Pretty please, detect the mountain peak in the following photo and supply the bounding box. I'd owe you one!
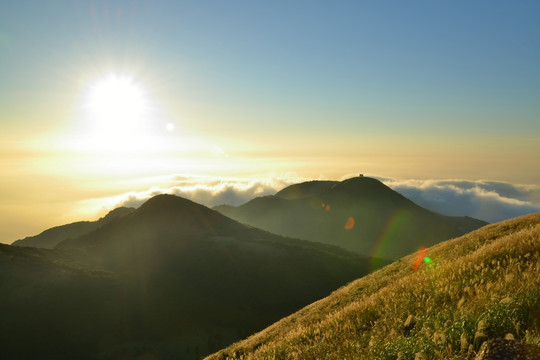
[275,176,392,201]
[333,176,388,191]
[138,193,200,212]
[57,193,243,250]
[326,176,406,204]
[135,194,224,224]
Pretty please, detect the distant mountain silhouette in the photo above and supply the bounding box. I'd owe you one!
[1,194,385,360]
[11,206,134,248]
[215,176,487,259]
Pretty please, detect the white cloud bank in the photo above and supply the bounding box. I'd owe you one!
[379,178,540,223]
[103,175,540,224]
[112,175,300,210]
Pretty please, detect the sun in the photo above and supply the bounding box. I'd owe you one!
[84,73,151,137]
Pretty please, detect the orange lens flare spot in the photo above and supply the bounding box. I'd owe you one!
[412,246,427,270]
[344,217,355,230]
[326,205,331,211]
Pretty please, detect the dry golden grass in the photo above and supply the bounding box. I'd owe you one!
[206,213,540,360]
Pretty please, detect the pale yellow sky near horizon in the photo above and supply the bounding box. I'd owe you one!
[1,127,539,245]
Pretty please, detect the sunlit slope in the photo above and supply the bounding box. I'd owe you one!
[11,207,134,248]
[1,194,386,360]
[207,212,540,360]
[215,177,487,259]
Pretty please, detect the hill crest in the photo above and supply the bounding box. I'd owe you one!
[215,176,487,259]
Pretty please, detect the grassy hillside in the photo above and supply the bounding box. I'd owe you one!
[1,194,386,360]
[207,212,540,360]
[215,177,487,259]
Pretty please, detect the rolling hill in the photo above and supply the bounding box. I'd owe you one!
[11,206,135,248]
[207,212,540,360]
[0,194,385,360]
[215,176,487,259]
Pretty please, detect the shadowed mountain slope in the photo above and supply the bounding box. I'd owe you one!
[207,212,540,360]
[1,194,385,360]
[11,206,135,248]
[0,244,120,359]
[215,176,487,259]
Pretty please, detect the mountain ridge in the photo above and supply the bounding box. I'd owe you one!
[1,194,387,359]
[215,176,487,259]
[11,206,135,248]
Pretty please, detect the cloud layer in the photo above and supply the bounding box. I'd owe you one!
[379,178,540,223]
[107,175,540,225]
[114,175,298,210]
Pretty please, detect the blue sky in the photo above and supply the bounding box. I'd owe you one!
[2,1,539,136]
[0,1,539,242]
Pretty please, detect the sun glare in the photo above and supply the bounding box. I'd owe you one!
[77,72,161,155]
[85,73,150,137]
[74,71,232,176]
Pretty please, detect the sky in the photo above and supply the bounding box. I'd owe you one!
[1,1,539,243]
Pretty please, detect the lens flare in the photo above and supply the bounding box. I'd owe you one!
[368,210,410,271]
[412,246,427,270]
[344,217,355,230]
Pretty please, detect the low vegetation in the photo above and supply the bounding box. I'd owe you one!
[207,213,540,360]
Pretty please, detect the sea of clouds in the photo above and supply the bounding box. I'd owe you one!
[379,178,540,223]
[112,175,540,224]
[115,175,296,209]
